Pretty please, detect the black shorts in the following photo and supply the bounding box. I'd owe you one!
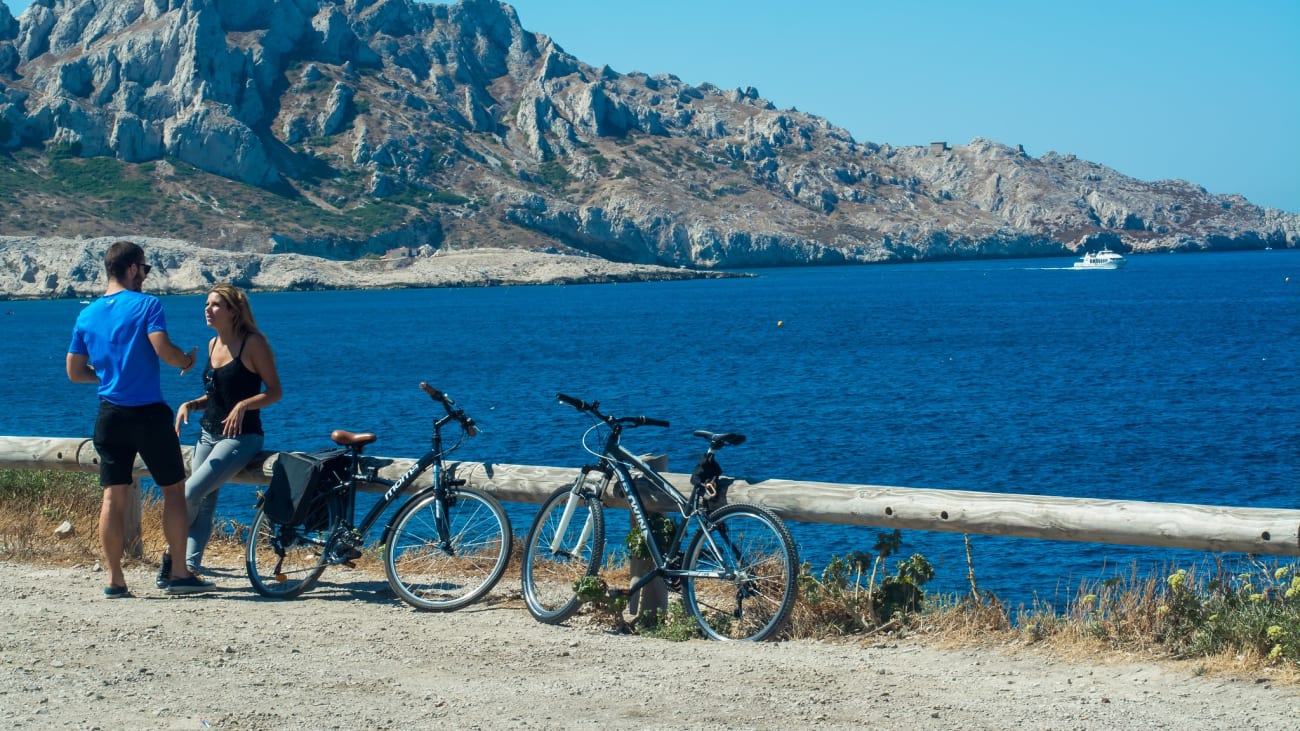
[93,400,186,487]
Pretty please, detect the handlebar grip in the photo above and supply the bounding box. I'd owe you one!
[420,382,445,402]
[556,393,589,411]
[636,417,671,428]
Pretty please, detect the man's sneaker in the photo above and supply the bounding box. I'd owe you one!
[156,552,172,589]
[164,575,215,595]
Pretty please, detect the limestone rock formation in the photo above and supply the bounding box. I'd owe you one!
[0,0,1294,299]
[0,235,735,300]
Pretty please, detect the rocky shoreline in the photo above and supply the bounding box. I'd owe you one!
[0,236,746,300]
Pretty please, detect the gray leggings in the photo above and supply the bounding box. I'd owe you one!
[185,428,264,571]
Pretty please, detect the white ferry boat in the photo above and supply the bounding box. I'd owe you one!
[1073,247,1127,270]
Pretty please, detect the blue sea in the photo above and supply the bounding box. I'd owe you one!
[4,249,1298,607]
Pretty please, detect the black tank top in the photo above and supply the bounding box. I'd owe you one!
[201,335,265,436]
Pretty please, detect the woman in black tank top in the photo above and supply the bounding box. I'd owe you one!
[167,285,283,583]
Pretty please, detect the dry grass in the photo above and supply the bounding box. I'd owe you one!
[3,469,1297,684]
[0,469,250,572]
[0,469,114,565]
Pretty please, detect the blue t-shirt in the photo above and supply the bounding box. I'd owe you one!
[69,290,168,406]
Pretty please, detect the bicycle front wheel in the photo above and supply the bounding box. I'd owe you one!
[245,496,338,599]
[683,503,798,641]
[520,484,605,624]
[384,487,513,611]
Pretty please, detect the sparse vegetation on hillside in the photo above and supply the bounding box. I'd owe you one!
[0,147,457,249]
[0,0,1292,271]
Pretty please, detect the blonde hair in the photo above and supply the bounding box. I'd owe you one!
[209,284,262,338]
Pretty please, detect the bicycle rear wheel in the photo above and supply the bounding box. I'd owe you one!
[245,495,338,599]
[521,484,605,624]
[683,503,798,641]
[384,487,513,611]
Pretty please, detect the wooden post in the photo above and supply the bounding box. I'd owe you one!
[627,455,669,622]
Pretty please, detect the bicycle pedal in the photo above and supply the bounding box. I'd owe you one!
[341,560,357,568]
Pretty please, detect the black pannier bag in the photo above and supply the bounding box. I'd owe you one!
[263,449,349,529]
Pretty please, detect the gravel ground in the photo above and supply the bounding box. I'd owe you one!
[1,560,1297,730]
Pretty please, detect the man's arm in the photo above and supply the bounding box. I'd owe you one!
[147,331,198,374]
[66,353,97,384]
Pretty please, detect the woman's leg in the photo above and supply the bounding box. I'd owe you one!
[185,430,264,571]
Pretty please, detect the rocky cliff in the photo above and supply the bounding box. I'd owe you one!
[0,235,733,299]
[0,0,1295,298]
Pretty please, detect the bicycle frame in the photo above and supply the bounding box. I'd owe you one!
[525,393,797,639]
[329,396,470,559]
[577,424,738,595]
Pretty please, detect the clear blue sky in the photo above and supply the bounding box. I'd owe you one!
[6,0,1297,212]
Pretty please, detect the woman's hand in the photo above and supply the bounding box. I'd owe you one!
[222,401,247,437]
[175,398,205,435]
[174,400,192,435]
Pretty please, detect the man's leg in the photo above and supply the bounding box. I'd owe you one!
[99,484,130,588]
[159,480,194,581]
[133,402,196,584]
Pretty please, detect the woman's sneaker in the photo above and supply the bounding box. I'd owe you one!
[164,575,215,595]
[155,553,172,589]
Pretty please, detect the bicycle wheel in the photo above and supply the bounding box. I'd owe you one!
[683,503,798,641]
[245,496,338,599]
[384,487,513,611]
[521,484,605,624]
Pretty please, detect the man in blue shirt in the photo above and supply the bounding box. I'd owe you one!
[67,241,211,597]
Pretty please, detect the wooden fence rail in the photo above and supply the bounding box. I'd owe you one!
[3,435,1298,559]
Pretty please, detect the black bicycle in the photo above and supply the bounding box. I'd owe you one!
[520,394,799,641]
[245,383,512,611]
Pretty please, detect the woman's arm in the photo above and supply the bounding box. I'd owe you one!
[174,394,210,435]
[173,337,214,434]
[220,333,282,437]
[242,333,282,408]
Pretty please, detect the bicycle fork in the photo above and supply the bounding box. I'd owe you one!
[549,466,606,558]
[432,478,466,556]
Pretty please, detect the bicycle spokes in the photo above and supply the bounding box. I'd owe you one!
[683,505,798,641]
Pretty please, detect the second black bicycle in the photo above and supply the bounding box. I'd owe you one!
[520,394,799,641]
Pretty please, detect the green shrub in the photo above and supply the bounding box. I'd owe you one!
[797,530,935,632]
[536,161,573,189]
[1157,563,1300,664]
[625,514,675,560]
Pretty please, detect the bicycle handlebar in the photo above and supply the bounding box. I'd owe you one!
[421,382,479,437]
[555,393,669,429]
[556,392,594,412]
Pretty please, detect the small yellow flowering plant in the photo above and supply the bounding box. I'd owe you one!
[1156,561,1299,665]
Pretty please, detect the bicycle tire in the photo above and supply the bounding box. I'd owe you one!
[521,484,605,624]
[683,503,798,641]
[384,487,513,611]
[245,495,338,599]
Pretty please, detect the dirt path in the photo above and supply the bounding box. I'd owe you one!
[1,560,1296,730]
